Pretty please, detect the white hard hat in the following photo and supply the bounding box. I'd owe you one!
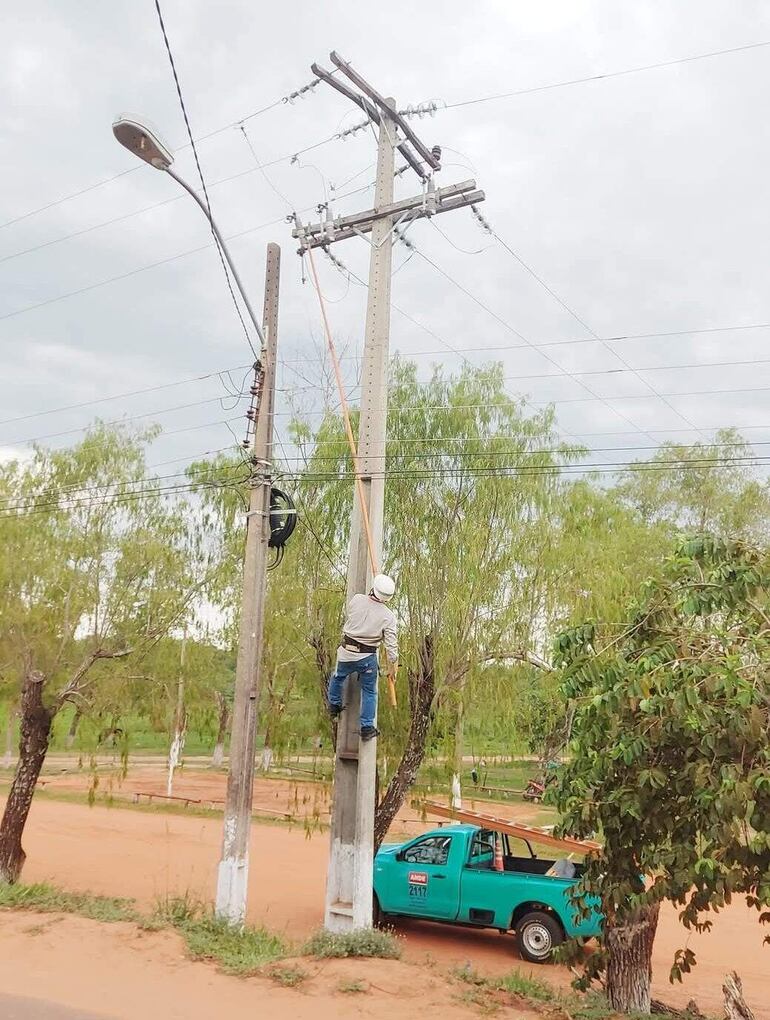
[372,574,396,602]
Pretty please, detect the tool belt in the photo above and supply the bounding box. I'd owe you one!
[342,634,378,655]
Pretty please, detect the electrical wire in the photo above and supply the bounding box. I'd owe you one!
[153,0,256,357]
[239,123,296,210]
[0,82,324,235]
[277,320,770,366]
[276,445,770,466]
[413,249,657,440]
[2,393,248,447]
[487,222,704,437]
[262,379,770,417]
[0,363,251,427]
[3,452,768,521]
[0,170,381,321]
[6,36,766,237]
[0,217,284,324]
[442,39,770,110]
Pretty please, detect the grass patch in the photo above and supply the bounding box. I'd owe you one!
[304,927,401,960]
[151,892,204,926]
[498,969,556,1003]
[178,916,286,974]
[0,881,285,977]
[338,979,368,994]
[0,881,136,923]
[453,966,668,1020]
[267,963,308,987]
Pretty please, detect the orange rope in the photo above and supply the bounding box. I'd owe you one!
[304,246,397,710]
[305,246,379,579]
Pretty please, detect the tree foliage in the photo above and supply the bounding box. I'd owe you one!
[552,535,770,1011]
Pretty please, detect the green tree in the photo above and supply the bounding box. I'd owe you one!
[619,428,770,540]
[0,428,201,882]
[299,360,584,844]
[552,535,770,1013]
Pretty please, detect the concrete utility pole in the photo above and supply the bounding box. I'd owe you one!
[294,53,485,933]
[215,242,281,926]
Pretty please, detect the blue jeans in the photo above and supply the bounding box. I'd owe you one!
[328,654,379,728]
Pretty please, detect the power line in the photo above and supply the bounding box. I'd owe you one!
[0,164,375,268]
[0,475,245,520]
[3,393,248,447]
[3,453,767,521]
[6,36,766,238]
[277,320,770,366]
[265,381,770,417]
[279,437,770,460]
[0,363,251,426]
[0,83,324,235]
[413,249,657,440]
[484,219,704,437]
[0,217,282,323]
[12,435,762,510]
[443,39,770,111]
[153,0,257,357]
[281,355,770,396]
[0,172,379,323]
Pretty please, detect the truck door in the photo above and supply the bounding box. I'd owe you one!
[388,834,461,920]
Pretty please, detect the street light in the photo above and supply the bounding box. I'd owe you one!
[112,114,265,348]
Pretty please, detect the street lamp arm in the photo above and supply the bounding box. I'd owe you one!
[165,166,265,350]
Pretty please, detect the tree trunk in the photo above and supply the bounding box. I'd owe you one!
[64,708,82,750]
[606,903,661,1014]
[2,707,16,768]
[167,634,187,796]
[0,672,53,884]
[374,634,435,850]
[211,692,229,767]
[723,973,755,1020]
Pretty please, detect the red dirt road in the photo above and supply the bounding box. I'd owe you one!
[0,911,489,1020]
[3,794,767,1018]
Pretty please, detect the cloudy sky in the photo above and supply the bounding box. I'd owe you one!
[3,0,770,476]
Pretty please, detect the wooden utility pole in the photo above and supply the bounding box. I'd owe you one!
[215,242,281,926]
[294,53,485,933]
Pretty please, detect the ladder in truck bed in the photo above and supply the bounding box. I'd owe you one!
[418,800,601,856]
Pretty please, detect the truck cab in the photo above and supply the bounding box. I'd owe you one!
[373,824,602,963]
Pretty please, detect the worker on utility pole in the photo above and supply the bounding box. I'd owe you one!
[328,574,398,741]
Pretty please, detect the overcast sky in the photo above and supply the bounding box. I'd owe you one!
[3,0,770,475]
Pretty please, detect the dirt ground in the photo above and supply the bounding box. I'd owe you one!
[1,789,767,1019]
[0,910,501,1020]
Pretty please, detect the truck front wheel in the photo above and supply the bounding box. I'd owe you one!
[515,911,563,964]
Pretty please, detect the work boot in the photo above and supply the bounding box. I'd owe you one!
[360,726,379,742]
[328,703,343,720]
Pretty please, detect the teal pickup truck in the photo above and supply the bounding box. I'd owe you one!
[373,824,602,962]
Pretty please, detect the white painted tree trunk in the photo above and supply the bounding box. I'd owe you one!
[261,747,274,772]
[167,728,185,797]
[212,741,225,767]
[167,635,186,797]
[451,773,463,810]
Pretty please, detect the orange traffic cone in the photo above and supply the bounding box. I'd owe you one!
[493,832,504,873]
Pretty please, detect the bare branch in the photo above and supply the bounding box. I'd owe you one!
[479,648,554,671]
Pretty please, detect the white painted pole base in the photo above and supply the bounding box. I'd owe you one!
[451,774,463,810]
[215,854,250,927]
